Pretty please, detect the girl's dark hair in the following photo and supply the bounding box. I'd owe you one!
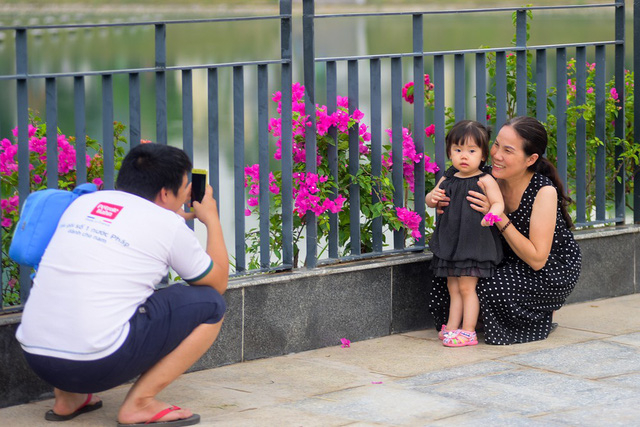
[445,120,491,169]
[503,116,574,228]
[116,143,193,202]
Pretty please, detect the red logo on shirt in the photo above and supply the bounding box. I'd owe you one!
[91,202,123,220]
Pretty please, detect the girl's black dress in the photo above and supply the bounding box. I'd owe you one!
[429,168,503,278]
[428,172,582,345]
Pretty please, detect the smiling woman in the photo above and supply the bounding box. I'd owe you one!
[429,116,582,346]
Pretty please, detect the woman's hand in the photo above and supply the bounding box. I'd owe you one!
[467,180,490,215]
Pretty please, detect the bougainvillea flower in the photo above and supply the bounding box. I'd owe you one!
[483,212,502,226]
[340,338,351,348]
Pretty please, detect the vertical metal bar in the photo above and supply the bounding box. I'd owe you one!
[516,9,528,116]
[74,76,87,184]
[391,57,404,249]
[207,68,220,203]
[495,51,507,133]
[16,28,31,301]
[155,24,167,144]
[258,64,270,269]
[535,49,547,124]
[635,0,640,223]
[233,66,245,272]
[102,75,115,190]
[434,55,446,182]
[595,45,606,221]
[45,78,58,189]
[182,70,193,160]
[280,0,294,266]
[326,61,339,258]
[413,14,425,246]
[370,58,383,252]
[178,70,194,226]
[614,0,625,223]
[556,48,568,189]
[454,54,465,121]
[129,73,141,148]
[182,70,193,229]
[303,0,317,267]
[575,46,586,224]
[348,60,361,255]
[475,52,487,126]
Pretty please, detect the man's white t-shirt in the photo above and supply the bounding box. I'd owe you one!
[16,190,213,361]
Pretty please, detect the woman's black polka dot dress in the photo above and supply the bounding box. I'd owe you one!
[428,173,582,345]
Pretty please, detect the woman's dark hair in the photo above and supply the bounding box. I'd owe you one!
[445,120,491,169]
[116,143,192,201]
[503,116,574,228]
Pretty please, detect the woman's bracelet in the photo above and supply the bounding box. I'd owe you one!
[499,219,512,233]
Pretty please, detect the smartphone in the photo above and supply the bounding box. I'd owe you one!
[191,169,207,203]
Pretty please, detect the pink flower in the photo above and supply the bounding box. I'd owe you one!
[396,207,422,239]
[610,87,619,101]
[425,124,435,138]
[352,109,364,122]
[33,174,42,184]
[92,178,104,187]
[244,209,251,217]
[247,197,259,207]
[340,338,351,348]
[483,212,502,226]
[402,82,415,104]
[1,217,12,228]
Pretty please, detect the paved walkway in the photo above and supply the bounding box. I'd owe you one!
[2,294,640,426]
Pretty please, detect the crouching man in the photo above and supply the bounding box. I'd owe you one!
[16,143,228,426]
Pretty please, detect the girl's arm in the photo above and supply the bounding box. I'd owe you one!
[479,175,504,226]
[425,176,447,208]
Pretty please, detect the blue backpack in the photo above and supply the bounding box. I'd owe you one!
[9,183,97,268]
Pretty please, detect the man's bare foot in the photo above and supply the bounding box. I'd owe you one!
[117,398,194,425]
[51,390,102,416]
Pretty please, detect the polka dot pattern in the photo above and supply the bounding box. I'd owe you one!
[428,173,582,345]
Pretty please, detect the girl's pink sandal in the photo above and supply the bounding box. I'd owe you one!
[438,324,453,340]
[443,330,478,347]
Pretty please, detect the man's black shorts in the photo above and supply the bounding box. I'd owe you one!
[23,284,226,393]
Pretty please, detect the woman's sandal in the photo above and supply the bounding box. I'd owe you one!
[443,329,478,347]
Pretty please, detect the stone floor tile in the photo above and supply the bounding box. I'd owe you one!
[410,369,623,417]
[554,294,640,335]
[606,332,640,347]
[531,396,640,426]
[398,360,516,387]
[501,340,640,379]
[285,384,475,425]
[425,409,562,426]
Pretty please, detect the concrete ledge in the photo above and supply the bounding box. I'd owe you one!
[1,225,639,408]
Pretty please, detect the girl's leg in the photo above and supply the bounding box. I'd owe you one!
[459,276,480,332]
[446,277,462,331]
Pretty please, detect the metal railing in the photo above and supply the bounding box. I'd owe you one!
[0,0,632,312]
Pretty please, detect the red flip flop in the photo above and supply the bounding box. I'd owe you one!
[117,405,200,426]
[44,393,103,421]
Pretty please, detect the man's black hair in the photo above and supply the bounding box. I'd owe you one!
[116,143,192,201]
